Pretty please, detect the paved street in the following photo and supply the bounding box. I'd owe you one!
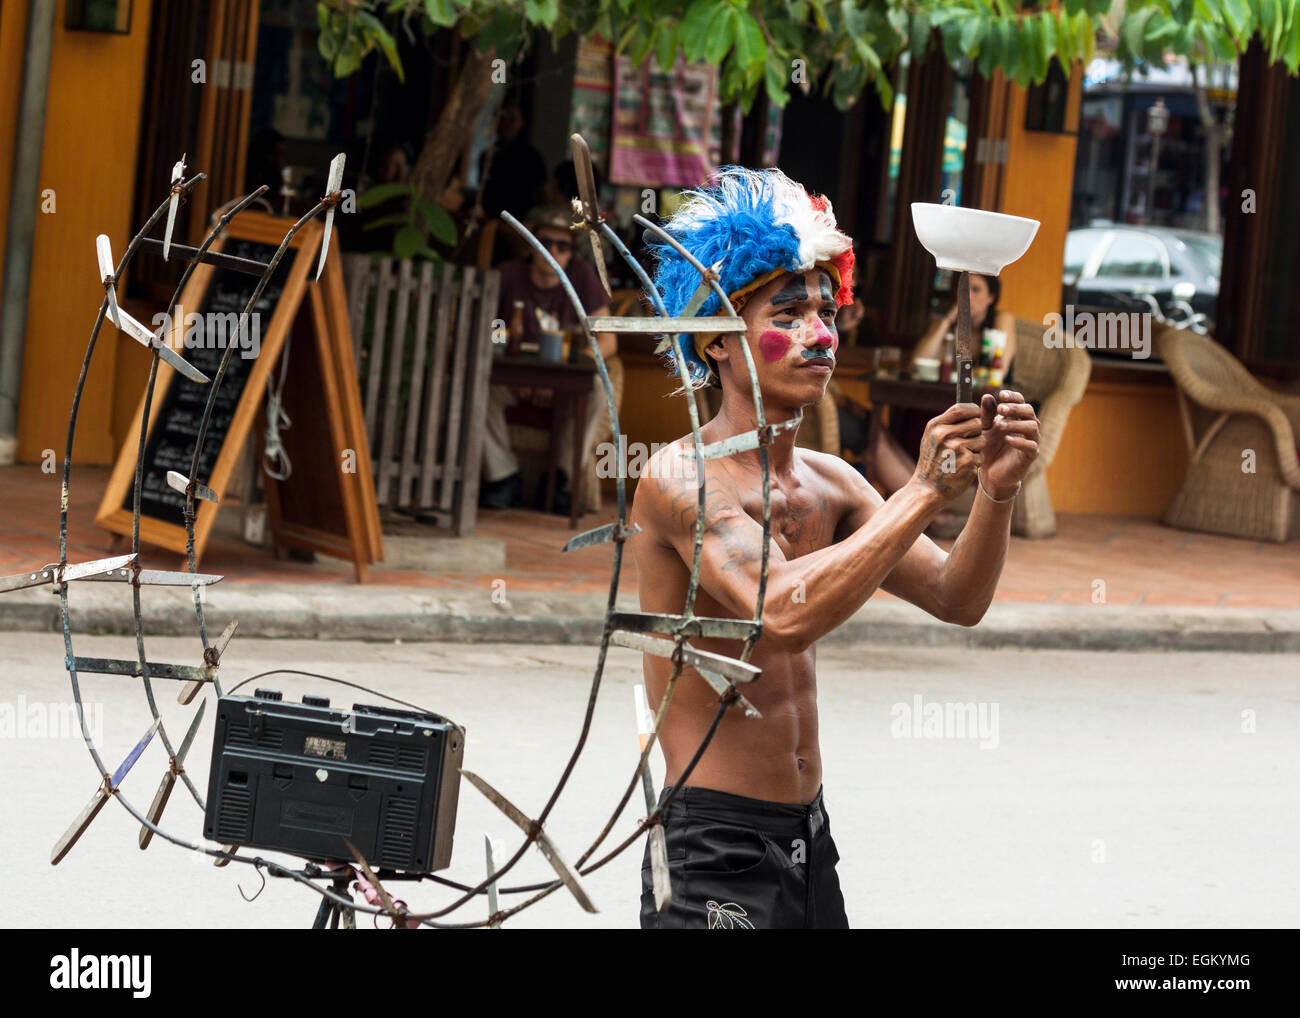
[1,633,1297,929]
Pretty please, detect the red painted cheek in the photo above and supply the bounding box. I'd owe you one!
[758,330,792,364]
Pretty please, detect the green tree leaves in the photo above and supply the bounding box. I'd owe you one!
[317,1,1300,114]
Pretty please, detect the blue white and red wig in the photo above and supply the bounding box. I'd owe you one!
[650,166,855,388]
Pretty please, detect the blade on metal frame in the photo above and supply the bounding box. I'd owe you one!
[95,234,122,330]
[115,307,210,384]
[0,553,136,594]
[111,718,163,788]
[138,702,206,851]
[315,152,346,282]
[51,719,161,865]
[561,520,640,554]
[679,259,724,320]
[698,415,803,461]
[955,270,973,405]
[609,610,759,642]
[609,629,760,684]
[138,771,177,851]
[77,567,224,587]
[166,470,218,504]
[50,785,110,866]
[611,630,761,718]
[570,133,611,299]
[586,316,745,335]
[461,770,598,913]
[162,154,186,261]
[180,617,238,705]
[633,686,672,912]
[485,834,501,928]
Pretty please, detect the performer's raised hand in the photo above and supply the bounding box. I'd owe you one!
[913,403,985,502]
[979,390,1039,497]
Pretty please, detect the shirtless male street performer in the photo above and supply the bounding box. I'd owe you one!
[631,168,1040,929]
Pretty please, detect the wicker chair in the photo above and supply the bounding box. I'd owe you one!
[1007,318,1092,538]
[1156,327,1300,542]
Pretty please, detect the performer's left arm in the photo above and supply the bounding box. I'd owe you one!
[845,390,1039,625]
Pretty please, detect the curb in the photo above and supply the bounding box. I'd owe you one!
[1,583,1298,653]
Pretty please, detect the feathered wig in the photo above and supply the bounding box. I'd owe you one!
[649,166,855,389]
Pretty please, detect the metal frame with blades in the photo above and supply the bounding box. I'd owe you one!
[1,133,782,929]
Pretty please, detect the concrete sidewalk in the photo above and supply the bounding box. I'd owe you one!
[2,463,1298,651]
[3,580,1299,652]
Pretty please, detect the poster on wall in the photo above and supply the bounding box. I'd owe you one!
[609,54,717,189]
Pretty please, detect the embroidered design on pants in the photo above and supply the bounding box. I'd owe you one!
[707,900,755,929]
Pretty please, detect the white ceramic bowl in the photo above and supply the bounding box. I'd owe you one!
[910,203,1040,276]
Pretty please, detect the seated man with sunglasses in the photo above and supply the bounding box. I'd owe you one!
[480,204,617,512]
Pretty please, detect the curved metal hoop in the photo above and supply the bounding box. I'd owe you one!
[21,146,777,928]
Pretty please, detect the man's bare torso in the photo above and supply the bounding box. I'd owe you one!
[632,435,857,805]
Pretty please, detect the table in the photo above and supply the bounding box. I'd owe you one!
[860,375,989,482]
[489,355,596,529]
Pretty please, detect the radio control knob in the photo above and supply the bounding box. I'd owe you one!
[253,688,282,701]
[302,695,330,708]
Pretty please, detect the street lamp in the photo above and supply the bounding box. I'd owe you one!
[1145,97,1169,224]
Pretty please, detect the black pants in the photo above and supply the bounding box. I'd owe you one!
[639,785,849,929]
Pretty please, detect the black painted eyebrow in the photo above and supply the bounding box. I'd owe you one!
[768,278,809,306]
[818,274,834,303]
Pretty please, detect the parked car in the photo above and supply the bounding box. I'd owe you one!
[1062,224,1220,335]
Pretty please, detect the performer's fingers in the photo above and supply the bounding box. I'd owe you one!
[996,402,1037,419]
[980,393,997,430]
[939,416,984,439]
[938,402,982,423]
[993,418,1039,436]
[1000,435,1039,451]
[997,390,1026,404]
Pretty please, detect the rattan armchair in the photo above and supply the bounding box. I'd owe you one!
[1008,318,1093,538]
[1156,327,1300,542]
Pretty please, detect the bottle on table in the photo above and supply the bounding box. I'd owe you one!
[987,329,1007,388]
[506,300,525,356]
[940,330,955,384]
[974,328,993,387]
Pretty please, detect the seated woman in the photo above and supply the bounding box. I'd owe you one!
[837,272,1017,536]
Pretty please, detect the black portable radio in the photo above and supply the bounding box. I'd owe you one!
[203,691,463,873]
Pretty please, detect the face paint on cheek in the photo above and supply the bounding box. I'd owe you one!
[758,329,792,364]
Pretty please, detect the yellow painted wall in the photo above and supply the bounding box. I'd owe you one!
[16,0,154,464]
[0,2,31,294]
[996,72,1080,332]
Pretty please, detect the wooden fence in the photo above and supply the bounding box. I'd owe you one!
[343,256,500,536]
